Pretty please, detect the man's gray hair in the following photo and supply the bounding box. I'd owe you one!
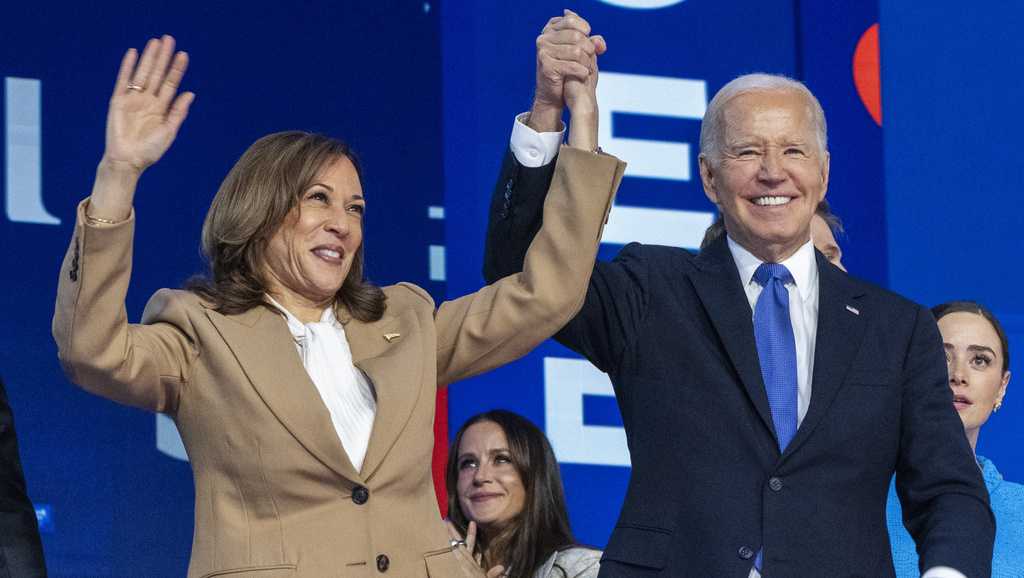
[699,73,828,166]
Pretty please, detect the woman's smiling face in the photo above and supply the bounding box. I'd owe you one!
[456,420,526,534]
[262,155,365,311]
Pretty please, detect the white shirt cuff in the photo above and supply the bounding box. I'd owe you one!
[921,567,966,578]
[510,112,564,168]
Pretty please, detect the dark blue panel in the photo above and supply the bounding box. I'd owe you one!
[583,394,624,428]
[881,1,1024,483]
[798,0,887,284]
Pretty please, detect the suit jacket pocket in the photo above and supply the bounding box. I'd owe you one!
[424,546,460,577]
[601,524,672,569]
[199,563,296,578]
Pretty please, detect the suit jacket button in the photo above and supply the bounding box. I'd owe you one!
[352,485,369,505]
[738,546,754,560]
[376,554,390,572]
[769,477,783,492]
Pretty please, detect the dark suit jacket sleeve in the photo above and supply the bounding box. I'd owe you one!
[483,148,556,283]
[483,148,647,374]
[894,306,995,576]
[0,381,47,577]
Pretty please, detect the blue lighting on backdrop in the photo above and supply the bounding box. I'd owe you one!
[0,1,1020,575]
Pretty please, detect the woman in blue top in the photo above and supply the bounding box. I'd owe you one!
[886,301,1022,576]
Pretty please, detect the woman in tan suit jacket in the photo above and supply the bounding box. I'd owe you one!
[52,37,623,578]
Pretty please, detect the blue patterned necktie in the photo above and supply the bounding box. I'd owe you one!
[752,263,798,573]
[753,262,799,451]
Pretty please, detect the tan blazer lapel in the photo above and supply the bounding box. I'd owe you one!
[345,311,426,481]
[206,304,362,482]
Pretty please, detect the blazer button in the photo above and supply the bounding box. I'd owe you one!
[769,477,784,492]
[738,546,754,560]
[376,554,390,572]
[351,485,369,505]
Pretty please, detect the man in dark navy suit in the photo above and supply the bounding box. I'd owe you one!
[484,11,994,578]
[0,378,47,577]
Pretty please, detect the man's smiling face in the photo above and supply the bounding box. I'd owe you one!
[700,89,829,263]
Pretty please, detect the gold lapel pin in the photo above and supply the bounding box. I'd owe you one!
[384,333,401,343]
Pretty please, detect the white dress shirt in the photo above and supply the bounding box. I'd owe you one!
[508,114,964,578]
[729,238,817,578]
[728,237,818,426]
[267,297,376,472]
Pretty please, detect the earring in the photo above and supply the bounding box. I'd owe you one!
[994,401,1002,412]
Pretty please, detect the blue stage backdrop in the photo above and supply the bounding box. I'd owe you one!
[880,1,1024,481]
[0,1,1021,575]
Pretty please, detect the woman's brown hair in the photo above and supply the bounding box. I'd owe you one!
[187,131,385,321]
[446,410,585,578]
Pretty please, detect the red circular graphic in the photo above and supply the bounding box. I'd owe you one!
[853,22,882,126]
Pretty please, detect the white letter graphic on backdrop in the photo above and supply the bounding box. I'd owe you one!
[597,0,686,9]
[545,357,631,467]
[157,415,188,461]
[597,72,712,249]
[5,78,60,225]
[598,72,705,181]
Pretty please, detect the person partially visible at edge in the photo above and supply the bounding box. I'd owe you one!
[701,199,846,271]
[481,10,993,577]
[51,35,624,578]
[887,301,1023,577]
[0,377,47,577]
[444,410,601,578]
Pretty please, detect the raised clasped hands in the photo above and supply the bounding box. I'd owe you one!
[530,9,605,151]
[446,520,507,578]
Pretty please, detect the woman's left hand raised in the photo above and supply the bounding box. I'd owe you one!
[102,35,194,175]
[446,520,506,578]
[89,35,195,221]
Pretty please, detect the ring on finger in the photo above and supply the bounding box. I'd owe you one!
[449,539,467,550]
[126,83,145,92]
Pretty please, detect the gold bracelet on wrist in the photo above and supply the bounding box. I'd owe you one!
[85,214,125,226]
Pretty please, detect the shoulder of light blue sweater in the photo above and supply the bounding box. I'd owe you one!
[884,455,1024,578]
[980,456,1024,532]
